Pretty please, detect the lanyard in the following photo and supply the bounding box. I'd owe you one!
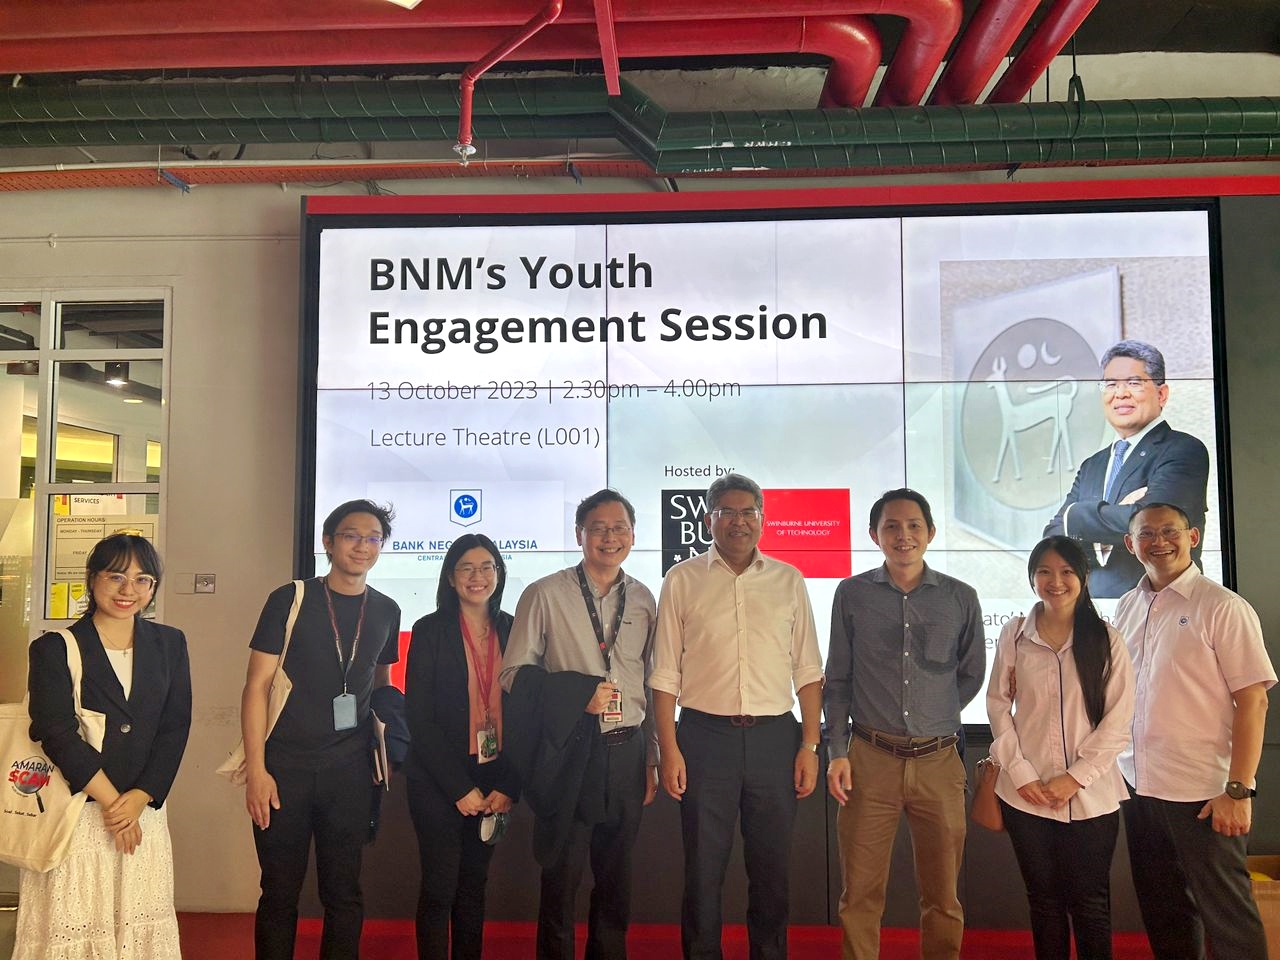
[459,613,499,717]
[322,577,367,695]
[575,562,626,674]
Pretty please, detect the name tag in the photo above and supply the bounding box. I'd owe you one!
[332,693,357,731]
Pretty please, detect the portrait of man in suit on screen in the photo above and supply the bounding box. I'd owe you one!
[1044,339,1209,598]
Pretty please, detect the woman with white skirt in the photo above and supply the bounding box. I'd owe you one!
[17,533,192,959]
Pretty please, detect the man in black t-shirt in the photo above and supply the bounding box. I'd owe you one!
[240,499,402,960]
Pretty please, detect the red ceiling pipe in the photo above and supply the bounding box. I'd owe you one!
[0,18,882,108]
[0,1,941,107]
[862,0,962,107]
[0,0,933,38]
[928,0,1039,106]
[986,0,1103,103]
[594,0,622,95]
[456,0,565,159]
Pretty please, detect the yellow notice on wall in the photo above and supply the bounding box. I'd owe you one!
[47,582,88,620]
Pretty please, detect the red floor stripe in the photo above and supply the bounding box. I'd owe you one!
[177,914,1156,959]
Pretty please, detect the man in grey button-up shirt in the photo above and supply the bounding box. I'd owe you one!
[823,488,984,960]
[500,489,658,960]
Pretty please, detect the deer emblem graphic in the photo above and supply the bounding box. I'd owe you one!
[985,355,1078,482]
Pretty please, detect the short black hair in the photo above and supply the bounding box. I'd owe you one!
[868,488,935,532]
[1127,501,1192,532]
[85,533,162,615]
[575,489,636,528]
[436,534,506,622]
[322,499,394,559]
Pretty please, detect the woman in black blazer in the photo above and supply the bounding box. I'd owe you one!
[405,533,519,960]
[16,533,192,960]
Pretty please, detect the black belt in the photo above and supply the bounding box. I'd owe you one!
[601,725,638,747]
[852,722,958,760]
[682,708,790,727]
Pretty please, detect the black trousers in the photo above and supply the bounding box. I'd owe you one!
[1122,787,1268,960]
[1001,801,1119,960]
[253,748,373,960]
[676,710,799,960]
[537,730,646,960]
[407,772,498,960]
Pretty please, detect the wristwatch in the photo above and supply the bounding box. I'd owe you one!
[1224,780,1257,800]
[800,742,820,754]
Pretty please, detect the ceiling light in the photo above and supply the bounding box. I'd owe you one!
[123,398,143,404]
[382,0,424,7]
[105,361,129,387]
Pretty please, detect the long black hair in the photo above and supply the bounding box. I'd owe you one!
[85,533,162,616]
[1027,535,1112,728]
[436,534,506,622]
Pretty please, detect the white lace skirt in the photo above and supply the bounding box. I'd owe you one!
[14,803,182,960]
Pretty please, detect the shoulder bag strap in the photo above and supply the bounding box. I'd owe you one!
[57,628,86,713]
[267,579,305,682]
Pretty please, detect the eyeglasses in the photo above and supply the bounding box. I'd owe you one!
[335,532,385,548]
[1099,377,1159,395]
[710,507,763,522]
[98,573,157,591]
[583,524,633,539]
[455,562,498,578]
[1133,526,1190,543]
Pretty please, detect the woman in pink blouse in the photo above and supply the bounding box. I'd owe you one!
[986,535,1136,960]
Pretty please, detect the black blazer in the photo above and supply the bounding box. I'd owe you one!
[504,666,604,868]
[27,615,192,807]
[404,608,519,803]
[1045,421,1209,598]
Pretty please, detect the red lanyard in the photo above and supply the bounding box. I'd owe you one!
[459,613,499,715]
[322,578,367,696]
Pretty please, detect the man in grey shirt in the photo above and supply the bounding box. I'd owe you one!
[824,488,984,960]
[500,489,658,960]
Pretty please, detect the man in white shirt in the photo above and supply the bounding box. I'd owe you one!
[652,473,824,960]
[1115,502,1275,960]
[1045,340,1209,598]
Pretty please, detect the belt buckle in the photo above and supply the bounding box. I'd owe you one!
[730,715,756,728]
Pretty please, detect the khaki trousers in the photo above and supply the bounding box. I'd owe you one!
[835,736,967,960]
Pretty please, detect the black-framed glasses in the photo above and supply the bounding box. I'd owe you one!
[336,532,385,548]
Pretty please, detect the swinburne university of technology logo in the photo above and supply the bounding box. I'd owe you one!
[450,489,482,528]
[8,755,54,813]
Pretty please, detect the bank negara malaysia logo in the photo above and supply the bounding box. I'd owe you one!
[450,489,482,528]
[961,317,1104,510]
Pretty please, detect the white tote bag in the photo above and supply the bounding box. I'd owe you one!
[216,579,304,784]
[0,629,107,873]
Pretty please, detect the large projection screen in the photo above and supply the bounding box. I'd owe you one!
[301,193,1224,727]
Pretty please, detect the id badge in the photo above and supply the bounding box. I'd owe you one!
[332,693,357,731]
[602,683,624,725]
[477,719,499,764]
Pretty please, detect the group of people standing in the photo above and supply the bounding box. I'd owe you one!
[12,351,1273,960]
